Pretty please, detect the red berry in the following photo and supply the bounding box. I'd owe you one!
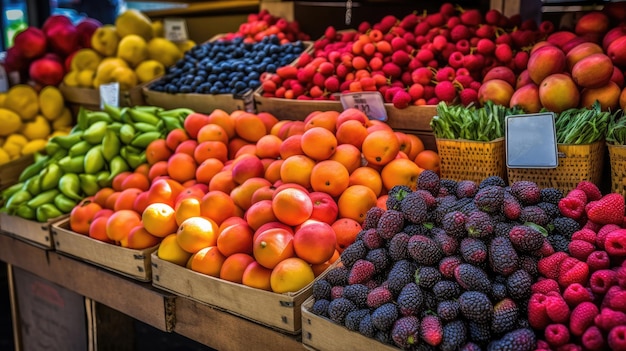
[392,90,412,109]
[608,325,626,351]
[545,323,570,347]
[587,250,611,271]
[570,301,599,336]
[563,283,594,306]
[495,44,513,63]
[582,325,605,351]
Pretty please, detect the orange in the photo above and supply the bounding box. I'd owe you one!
[406,134,425,161]
[106,209,142,242]
[174,197,202,226]
[142,202,178,237]
[195,158,224,185]
[331,217,362,253]
[361,129,400,166]
[167,152,197,183]
[337,185,378,223]
[349,166,383,196]
[113,188,143,212]
[335,119,369,149]
[234,112,266,142]
[270,257,315,293]
[120,172,150,191]
[228,137,252,159]
[200,190,237,226]
[300,127,337,161]
[230,177,272,211]
[241,261,273,291]
[197,123,229,144]
[176,216,219,254]
[105,191,121,210]
[148,161,169,181]
[253,227,295,269]
[219,253,255,283]
[311,250,340,277]
[395,132,413,158]
[329,143,363,174]
[189,246,226,277]
[263,159,283,185]
[207,108,236,139]
[245,199,278,231]
[175,139,198,157]
[158,233,193,266]
[293,220,337,265]
[146,139,173,166]
[303,110,339,133]
[381,157,423,191]
[165,128,189,152]
[255,134,282,159]
[414,149,441,174]
[121,225,161,249]
[193,140,228,164]
[250,185,276,205]
[279,134,303,159]
[310,160,350,198]
[279,154,316,189]
[272,187,313,226]
[216,221,254,256]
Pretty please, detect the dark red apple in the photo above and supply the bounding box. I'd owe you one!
[76,18,102,48]
[12,27,47,60]
[29,57,65,86]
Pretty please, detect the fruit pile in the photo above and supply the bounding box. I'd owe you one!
[148,35,307,95]
[59,107,436,293]
[63,9,195,90]
[0,84,72,164]
[0,105,189,222]
[309,172,626,350]
[4,14,101,87]
[221,9,311,44]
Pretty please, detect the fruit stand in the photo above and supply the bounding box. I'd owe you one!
[2,1,626,351]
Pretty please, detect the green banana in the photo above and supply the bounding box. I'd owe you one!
[18,156,48,182]
[161,116,183,132]
[4,190,32,211]
[58,155,85,174]
[96,170,112,188]
[2,182,24,201]
[128,108,161,125]
[45,141,62,155]
[132,122,159,133]
[82,120,108,145]
[15,204,36,220]
[108,155,130,180]
[36,203,63,222]
[133,105,163,114]
[119,124,135,145]
[69,140,93,157]
[103,104,122,122]
[24,174,41,196]
[76,107,90,131]
[85,111,112,126]
[126,151,147,169]
[27,188,60,208]
[40,163,64,191]
[101,130,121,162]
[50,132,84,150]
[58,173,84,201]
[79,173,100,196]
[158,108,194,119]
[84,146,105,174]
[54,194,79,213]
[107,122,123,133]
[130,131,162,148]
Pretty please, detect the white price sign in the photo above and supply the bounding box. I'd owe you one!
[340,91,387,121]
[164,18,188,43]
[99,82,120,109]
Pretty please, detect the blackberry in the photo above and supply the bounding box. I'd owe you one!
[377,209,405,239]
[509,181,541,205]
[468,321,492,346]
[331,286,344,300]
[465,210,495,238]
[454,263,492,294]
[417,170,440,195]
[344,309,370,331]
[456,180,479,198]
[433,280,462,301]
[442,210,468,239]
[540,187,564,205]
[460,237,488,267]
[365,247,390,274]
[459,290,493,324]
[375,330,393,346]
[502,191,522,221]
[491,283,508,302]
[519,205,549,226]
[439,255,464,279]
[439,179,458,197]
[342,284,369,308]
[536,202,560,219]
[327,297,357,324]
[479,175,507,189]
[491,298,519,335]
[397,282,424,316]
[486,328,536,351]
[494,222,514,238]
[508,225,544,253]
[312,279,332,300]
[359,313,377,338]
[420,314,443,347]
[489,236,519,276]
[403,223,430,236]
[506,269,533,301]
[388,232,410,261]
[408,235,443,266]
[460,342,484,351]
[310,299,330,317]
[435,197,472,224]
[363,206,385,230]
[437,300,461,322]
[415,266,442,290]
[415,189,437,209]
[422,290,439,313]
[547,234,570,253]
[387,259,417,296]
[325,266,349,286]
[441,320,468,351]
[362,228,384,250]
[432,228,459,256]
[401,191,430,224]
[551,217,580,239]
[387,185,413,210]
[474,185,505,213]
[348,259,375,285]
[518,255,538,277]
[391,316,420,349]
[371,303,399,331]
[339,240,368,268]
[366,285,393,308]
[460,200,479,216]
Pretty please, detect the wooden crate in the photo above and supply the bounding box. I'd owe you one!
[51,218,157,282]
[59,83,146,115]
[0,154,34,192]
[142,86,255,114]
[301,297,400,351]
[0,212,61,249]
[151,252,321,334]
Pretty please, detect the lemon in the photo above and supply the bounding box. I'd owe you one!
[135,60,165,83]
[0,137,4,147]
[94,58,128,88]
[63,71,80,87]
[0,148,10,165]
[177,40,196,53]
[0,93,6,107]
[110,66,138,90]
[147,37,182,67]
[2,141,22,158]
[91,25,120,57]
[52,107,74,131]
[0,108,23,136]
[21,115,51,140]
[70,48,102,72]
[5,134,28,147]
[117,34,149,68]
[39,85,65,121]
[21,139,47,155]
[152,20,164,38]
[77,69,96,88]
[4,85,39,121]
[115,9,153,41]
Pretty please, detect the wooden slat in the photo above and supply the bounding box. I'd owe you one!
[0,233,175,332]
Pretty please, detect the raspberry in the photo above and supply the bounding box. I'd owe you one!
[459,88,478,106]
[545,323,570,347]
[616,266,626,289]
[569,240,596,261]
[567,189,588,203]
[538,252,569,280]
[571,228,597,243]
[596,224,621,249]
[392,89,412,109]
[434,80,457,102]
[604,285,626,313]
[531,278,560,295]
[558,259,590,289]
[558,197,585,219]
[608,325,626,351]
[569,301,599,336]
[545,293,571,324]
[528,293,550,329]
[581,325,605,351]
[595,307,626,332]
[587,250,611,271]
[589,269,617,295]
[563,283,594,306]
[575,181,602,201]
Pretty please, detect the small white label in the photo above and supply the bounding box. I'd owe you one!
[99,82,119,109]
[340,91,387,121]
[164,18,188,43]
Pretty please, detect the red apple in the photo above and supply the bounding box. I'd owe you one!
[29,57,65,86]
[12,27,47,60]
[46,23,79,56]
[308,191,339,225]
[76,17,102,48]
[42,14,73,34]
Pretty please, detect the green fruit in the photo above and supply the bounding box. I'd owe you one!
[120,124,135,145]
[82,120,108,144]
[84,146,105,174]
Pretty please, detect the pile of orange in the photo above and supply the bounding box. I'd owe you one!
[68,107,440,294]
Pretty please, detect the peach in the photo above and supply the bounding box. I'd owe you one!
[527,45,566,85]
[510,83,541,113]
[539,73,580,113]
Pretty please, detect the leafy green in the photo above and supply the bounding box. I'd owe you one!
[606,109,626,145]
[554,101,611,144]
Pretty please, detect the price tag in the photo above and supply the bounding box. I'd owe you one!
[99,82,120,109]
[0,64,8,93]
[164,18,188,43]
[340,91,387,121]
[505,112,558,168]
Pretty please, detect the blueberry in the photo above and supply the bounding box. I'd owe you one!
[166,84,178,94]
[266,63,277,72]
[218,72,228,81]
[207,74,218,83]
[180,85,192,93]
[248,80,260,90]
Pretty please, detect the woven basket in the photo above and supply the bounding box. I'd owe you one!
[608,143,626,196]
[507,140,605,194]
[435,138,506,183]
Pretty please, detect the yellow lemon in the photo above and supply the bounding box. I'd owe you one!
[52,107,74,131]
[4,85,39,121]
[0,108,23,136]
[151,20,164,38]
[5,134,28,147]
[94,57,128,87]
[63,71,80,87]
[39,85,65,121]
[70,48,102,72]
[109,66,138,90]
[91,25,119,57]
[117,34,149,68]
[134,60,165,83]
[77,69,96,88]
[21,139,47,155]
[147,37,182,67]
[21,115,51,141]
[0,148,10,165]
[2,141,22,158]
[115,9,153,41]
[0,93,6,107]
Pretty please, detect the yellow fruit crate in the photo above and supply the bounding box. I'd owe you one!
[436,137,506,183]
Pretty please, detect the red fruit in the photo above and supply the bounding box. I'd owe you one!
[450,24,470,42]
[563,283,594,306]
[12,27,47,60]
[426,13,445,28]
[567,188,589,203]
[545,323,570,347]
[476,38,496,55]
[392,90,412,109]
[432,34,448,52]
[538,252,569,279]
[448,51,464,68]
[463,54,484,72]
[459,88,478,106]
[435,66,456,82]
[589,269,617,295]
[569,240,596,261]
[324,76,340,93]
[494,44,513,63]
[576,181,602,201]
[455,74,473,88]
[475,24,496,39]
[455,39,470,54]
[511,29,535,48]
[391,50,411,67]
[528,293,551,329]
[460,9,482,26]
[532,278,560,294]
[587,250,611,271]
[545,294,571,323]
[617,266,626,289]
[382,62,402,78]
[605,229,626,256]
[439,3,456,17]
[29,57,65,86]
[608,325,626,351]
[513,51,529,71]
[597,224,621,249]
[558,259,590,288]
[569,301,599,336]
[582,325,605,351]
[434,81,457,102]
[588,194,626,225]
[604,285,626,312]
[539,20,556,35]
[484,9,503,25]
[595,308,626,331]
[572,228,597,244]
[559,197,586,220]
